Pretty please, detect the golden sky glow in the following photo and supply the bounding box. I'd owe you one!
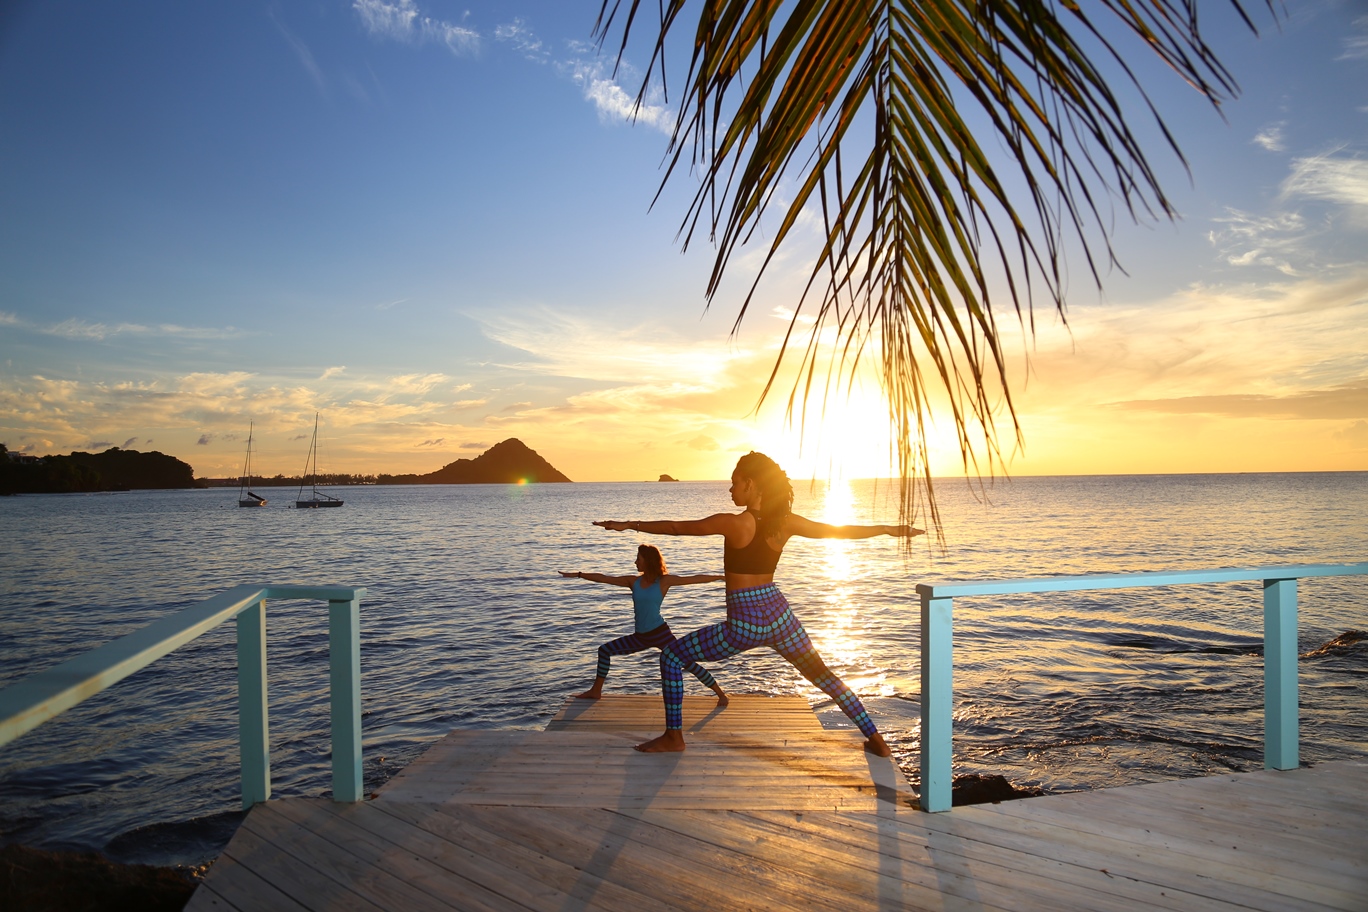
[1,3,1364,482]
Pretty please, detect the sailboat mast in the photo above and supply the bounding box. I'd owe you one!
[297,411,320,500]
[239,421,253,498]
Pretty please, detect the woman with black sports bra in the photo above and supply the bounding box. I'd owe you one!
[594,451,922,756]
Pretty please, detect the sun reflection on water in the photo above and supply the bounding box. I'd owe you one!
[807,476,894,698]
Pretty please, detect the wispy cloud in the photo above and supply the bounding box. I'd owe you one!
[1334,419,1368,449]
[1114,385,1368,420]
[353,0,479,55]
[564,55,674,135]
[354,6,674,137]
[269,9,326,92]
[494,18,548,63]
[1282,151,1368,213]
[475,306,743,385]
[1338,16,1368,61]
[1253,122,1286,152]
[1009,271,1368,411]
[1209,151,1368,276]
[9,313,247,342]
[1208,209,1310,275]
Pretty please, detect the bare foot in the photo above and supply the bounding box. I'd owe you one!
[864,732,892,758]
[634,730,686,752]
[714,691,730,708]
[575,678,605,700]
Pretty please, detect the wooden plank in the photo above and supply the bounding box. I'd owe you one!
[376,728,913,811]
[427,803,1009,912]
[195,690,1366,912]
[183,883,240,912]
[745,806,1356,912]
[238,803,473,912]
[218,810,389,912]
[631,806,1249,912]
[373,800,695,912]
[547,694,824,734]
[914,801,1364,909]
[977,787,1368,886]
[1156,764,1368,815]
[187,853,310,912]
[271,798,664,912]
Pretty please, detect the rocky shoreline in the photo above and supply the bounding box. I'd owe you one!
[0,844,203,912]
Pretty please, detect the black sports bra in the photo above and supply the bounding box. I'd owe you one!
[724,512,783,573]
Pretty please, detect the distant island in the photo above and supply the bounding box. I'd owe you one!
[4,438,572,495]
[377,439,571,485]
[659,474,678,482]
[0,444,199,494]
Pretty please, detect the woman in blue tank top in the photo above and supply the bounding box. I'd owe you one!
[595,452,922,757]
[561,544,729,705]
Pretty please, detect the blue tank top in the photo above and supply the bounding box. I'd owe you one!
[632,577,666,633]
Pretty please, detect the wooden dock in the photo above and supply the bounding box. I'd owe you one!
[187,694,1367,911]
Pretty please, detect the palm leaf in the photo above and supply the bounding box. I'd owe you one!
[596,0,1272,539]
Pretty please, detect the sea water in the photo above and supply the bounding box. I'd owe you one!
[1,473,1365,866]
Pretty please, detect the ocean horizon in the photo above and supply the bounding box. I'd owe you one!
[2,471,1365,868]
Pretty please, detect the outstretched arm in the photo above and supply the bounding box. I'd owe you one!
[594,513,741,537]
[662,573,725,586]
[785,514,924,540]
[558,571,633,587]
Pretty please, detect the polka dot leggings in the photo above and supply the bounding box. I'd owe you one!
[595,622,719,690]
[659,583,877,737]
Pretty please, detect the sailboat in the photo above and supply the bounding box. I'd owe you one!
[237,422,267,507]
[295,412,343,508]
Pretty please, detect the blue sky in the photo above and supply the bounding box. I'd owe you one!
[1,1,1365,482]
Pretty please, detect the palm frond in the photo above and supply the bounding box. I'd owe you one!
[598,0,1272,539]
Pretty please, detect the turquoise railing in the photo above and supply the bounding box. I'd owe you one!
[0,584,366,809]
[914,562,1368,812]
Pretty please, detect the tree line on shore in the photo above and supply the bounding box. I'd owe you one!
[202,473,381,487]
[0,445,199,494]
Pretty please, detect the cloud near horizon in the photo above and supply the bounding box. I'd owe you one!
[991,267,1368,469]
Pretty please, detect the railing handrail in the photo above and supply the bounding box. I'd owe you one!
[916,562,1368,598]
[0,583,366,808]
[914,560,1368,813]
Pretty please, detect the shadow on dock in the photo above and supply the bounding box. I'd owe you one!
[187,694,1367,911]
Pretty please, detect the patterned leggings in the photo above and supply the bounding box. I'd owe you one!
[659,584,878,737]
[597,622,719,689]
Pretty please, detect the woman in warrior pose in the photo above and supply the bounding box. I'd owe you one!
[561,544,729,706]
[595,452,921,756]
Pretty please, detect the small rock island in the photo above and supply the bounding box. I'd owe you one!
[378,439,571,485]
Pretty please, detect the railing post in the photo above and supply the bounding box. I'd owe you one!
[236,597,270,808]
[1263,577,1299,770]
[329,595,363,802]
[920,593,954,812]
